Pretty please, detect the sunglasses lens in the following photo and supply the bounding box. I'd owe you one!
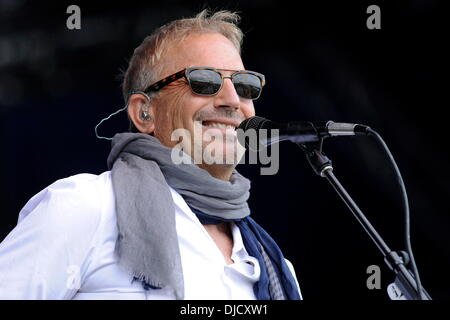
[188,69,222,95]
[233,73,262,99]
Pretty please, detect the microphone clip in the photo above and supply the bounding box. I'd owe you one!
[297,139,333,177]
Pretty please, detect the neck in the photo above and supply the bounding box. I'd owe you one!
[198,163,235,181]
[203,222,234,265]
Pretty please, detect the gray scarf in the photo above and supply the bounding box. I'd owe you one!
[106,133,251,299]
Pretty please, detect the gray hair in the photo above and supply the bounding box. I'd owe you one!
[121,9,244,105]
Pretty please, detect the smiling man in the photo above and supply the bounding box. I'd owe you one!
[128,32,253,177]
[0,10,301,300]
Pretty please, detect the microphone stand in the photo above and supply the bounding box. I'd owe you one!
[297,140,431,300]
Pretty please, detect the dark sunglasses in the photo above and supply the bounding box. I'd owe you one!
[141,67,266,100]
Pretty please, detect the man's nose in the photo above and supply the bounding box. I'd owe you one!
[214,77,240,110]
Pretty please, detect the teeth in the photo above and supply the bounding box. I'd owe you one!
[203,122,235,130]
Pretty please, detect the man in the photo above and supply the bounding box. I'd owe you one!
[0,10,302,300]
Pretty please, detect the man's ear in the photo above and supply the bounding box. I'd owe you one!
[127,93,155,134]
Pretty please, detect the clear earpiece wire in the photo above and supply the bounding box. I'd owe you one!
[94,104,128,141]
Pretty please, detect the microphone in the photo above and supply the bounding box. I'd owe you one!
[237,116,369,148]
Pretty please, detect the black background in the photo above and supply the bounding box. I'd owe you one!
[0,0,449,300]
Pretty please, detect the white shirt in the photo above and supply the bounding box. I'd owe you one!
[0,172,301,299]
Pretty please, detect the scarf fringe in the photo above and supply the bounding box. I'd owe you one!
[118,258,163,289]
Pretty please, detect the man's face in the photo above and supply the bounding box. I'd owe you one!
[150,33,256,168]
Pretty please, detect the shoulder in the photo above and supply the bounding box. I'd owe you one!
[284,258,303,300]
[17,171,115,232]
[0,172,116,299]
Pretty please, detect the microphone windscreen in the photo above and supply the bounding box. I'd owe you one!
[238,116,268,131]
